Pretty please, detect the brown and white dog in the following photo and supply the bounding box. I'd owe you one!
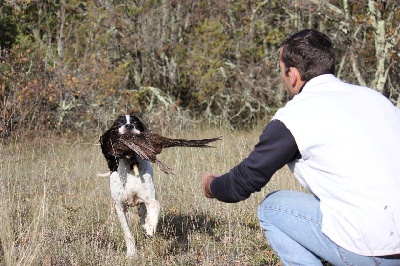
[98,115,220,258]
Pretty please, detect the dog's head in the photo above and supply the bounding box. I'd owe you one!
[111,115,146,135]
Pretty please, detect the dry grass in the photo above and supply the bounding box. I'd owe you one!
[0,126,303,265]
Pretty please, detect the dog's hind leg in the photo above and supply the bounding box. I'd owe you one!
[138,199,161,236]
[114,203,137,258]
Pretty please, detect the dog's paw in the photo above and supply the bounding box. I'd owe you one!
[126,248,137,259]
[142,224,156,237]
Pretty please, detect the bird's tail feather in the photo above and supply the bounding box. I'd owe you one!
[155,159,174,175]
[161,136,222,149]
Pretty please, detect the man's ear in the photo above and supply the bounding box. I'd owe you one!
[288,67,299,87]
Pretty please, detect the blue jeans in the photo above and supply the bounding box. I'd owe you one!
[257,190,400,266]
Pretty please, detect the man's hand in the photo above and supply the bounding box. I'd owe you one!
[202,173,219,198]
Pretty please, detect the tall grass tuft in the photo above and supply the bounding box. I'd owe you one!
[0,127,303,265]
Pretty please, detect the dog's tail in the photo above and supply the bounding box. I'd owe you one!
[96,172,111,177]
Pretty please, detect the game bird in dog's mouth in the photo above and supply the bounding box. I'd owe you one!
[98,115,221,258]
[100,115,221,174]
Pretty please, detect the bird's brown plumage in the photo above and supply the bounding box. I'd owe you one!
[99,117,221,174]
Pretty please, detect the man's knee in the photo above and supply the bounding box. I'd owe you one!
[257,190,284,228]
[257,190,316,228]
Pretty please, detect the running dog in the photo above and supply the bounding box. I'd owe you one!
[98,115,220,258]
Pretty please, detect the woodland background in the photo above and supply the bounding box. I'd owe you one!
[1,0,399,138]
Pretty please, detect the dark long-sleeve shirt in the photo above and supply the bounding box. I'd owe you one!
[209,119,300,203]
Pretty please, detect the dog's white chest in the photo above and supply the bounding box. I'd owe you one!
[109,159,155,205]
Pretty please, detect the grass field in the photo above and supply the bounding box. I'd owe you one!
[0,126,304,265]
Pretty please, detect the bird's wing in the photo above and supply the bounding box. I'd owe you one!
[119,136,174,174]
[120,137,172,174]
[119,137,157,162]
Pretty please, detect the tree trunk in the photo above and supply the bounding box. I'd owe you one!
[368,0,393,95]
[57,0,65,60]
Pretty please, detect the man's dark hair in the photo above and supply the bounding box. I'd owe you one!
[280,29,335,82]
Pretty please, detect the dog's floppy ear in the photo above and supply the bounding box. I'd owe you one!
[111,115,127,128]
[99,129,119,172]
[130,115,147,132]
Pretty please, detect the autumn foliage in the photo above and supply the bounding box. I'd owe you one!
[1,0,399,138]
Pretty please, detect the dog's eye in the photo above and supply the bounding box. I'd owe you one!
[112,116,127,127]
[130,117,146,131]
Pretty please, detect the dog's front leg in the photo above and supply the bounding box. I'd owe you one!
[145,199,161,236]
[138,199,161,236]
[114,203,137,258]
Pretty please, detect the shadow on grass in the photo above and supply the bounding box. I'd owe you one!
[158,211,219,238]
[156,211,219,253]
